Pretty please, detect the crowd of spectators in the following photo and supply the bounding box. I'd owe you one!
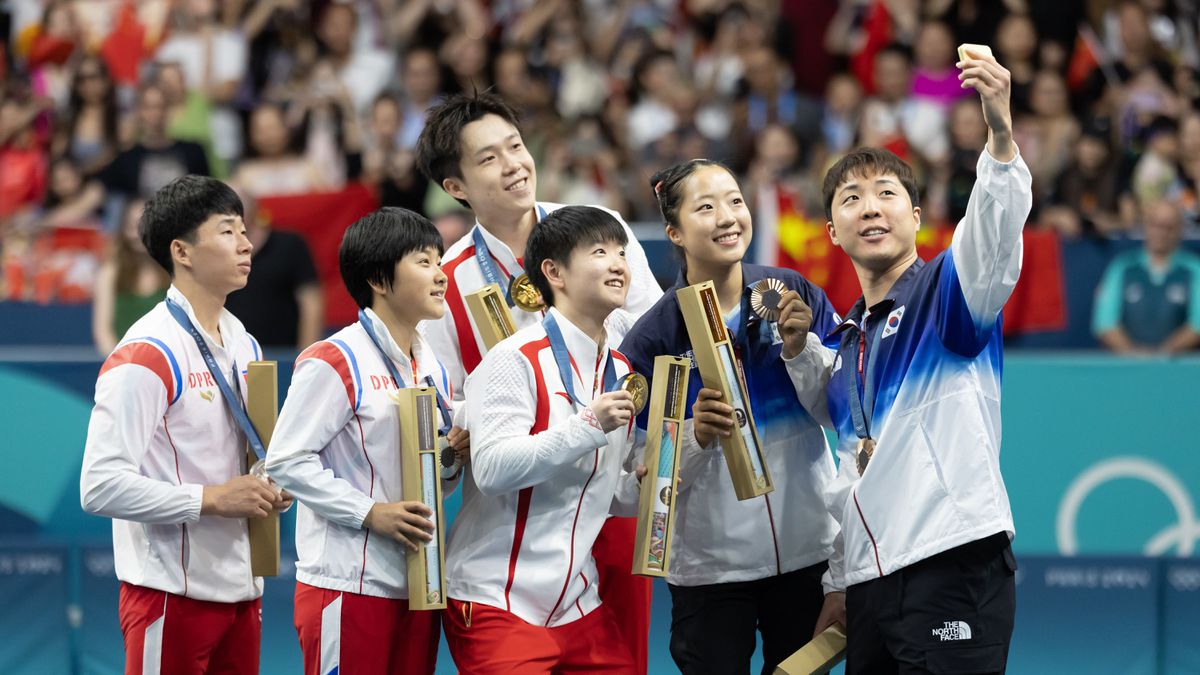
[2,0,1200,352]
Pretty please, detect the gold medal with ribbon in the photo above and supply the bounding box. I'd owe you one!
[509,273,546,312]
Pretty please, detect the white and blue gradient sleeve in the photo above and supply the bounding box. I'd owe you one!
[940,148,1033,356]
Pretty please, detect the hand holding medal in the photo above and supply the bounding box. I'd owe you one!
[617,372,649,416]
[751,279,812,359]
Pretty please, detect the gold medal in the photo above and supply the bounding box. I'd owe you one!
[509,273,546,312]
[856,437,876,475]
[617,372,649,415]
[750,278,788,322]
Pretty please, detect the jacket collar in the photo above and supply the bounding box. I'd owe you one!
[829,257,926,337]
[166,284,245,356]
[547,306,610,391]
[360,308,441,384]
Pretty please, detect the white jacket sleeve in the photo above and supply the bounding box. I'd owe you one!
[80,365,203,524]
[265,358,375,529]
[948,147,1033,327]
[466,346,609,497]
[782,332,836,429]
[821,442,860,594]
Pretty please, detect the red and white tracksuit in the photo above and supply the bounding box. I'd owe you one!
[80,285,264,674]
[445,308,642,673]
[266,309,460,675]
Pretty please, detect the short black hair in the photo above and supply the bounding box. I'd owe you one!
[822,147,919,221]
[415,90,522,209]
[139,175,243,276]
[524,206,628,307]
[339,207,444,309]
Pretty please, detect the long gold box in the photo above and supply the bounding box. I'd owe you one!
[464,283,517,351]
[245,361,280,577]
[774,625,847,675]
[632,356,690,577]
[676,281,773,500]
[396,387,447,610]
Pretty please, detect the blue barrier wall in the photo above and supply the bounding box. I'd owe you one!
[0,355,1197,673]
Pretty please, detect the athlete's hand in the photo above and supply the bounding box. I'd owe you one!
[588,391,636,433]
[958,48,1014,160]
[778,290,813,359]
[273,489,294,513]
[812,591,847,639]
[363,501,434,551]
[202,475,280,519]
[692,387,734,448]
[448,425,470,466]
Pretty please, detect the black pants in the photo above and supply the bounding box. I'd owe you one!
[667,561,827,675]
[845,532,1017,675]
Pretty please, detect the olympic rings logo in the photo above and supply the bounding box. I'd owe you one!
[1057,457,1200,556]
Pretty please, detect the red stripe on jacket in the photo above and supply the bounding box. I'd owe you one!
[298,342,356,409]
[443,246,484,375]
[99,342,176,404]
[503,336,552,611]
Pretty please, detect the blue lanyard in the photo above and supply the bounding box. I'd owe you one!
[358,310,452,435]
[471,205,547,306]
[543,312,617,409]
[166,299,266,460]
[846,319,883,440]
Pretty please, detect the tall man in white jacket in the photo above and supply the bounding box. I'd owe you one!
[794,50,1033,673]
[443,206,644,673]
[415,91,661,671]
[266,208,469,675]
[80,175,291,675]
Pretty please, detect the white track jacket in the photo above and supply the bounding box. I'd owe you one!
[80,285,264,603]
[446,308,641,627]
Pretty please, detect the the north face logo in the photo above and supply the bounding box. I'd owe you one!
[932,621,972,641]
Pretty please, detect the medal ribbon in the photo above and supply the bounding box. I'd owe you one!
[471,205,547,307]
[166,299,266,460]
[846,321,883,440]
[358,310,452,435]
[543,312,617,409]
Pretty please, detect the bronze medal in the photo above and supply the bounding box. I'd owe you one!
[617,372,649,416]
[509,273,546,312]
[856,437,876,475]
[750,278,788,322]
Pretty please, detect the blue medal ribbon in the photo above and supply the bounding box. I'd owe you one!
[471,205,548,307]
[846,322,883,441]
[166,299,266,461]
[358,310,452,435]
[542,312,617,409]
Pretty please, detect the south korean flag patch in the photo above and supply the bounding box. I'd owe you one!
[881,305,905,339]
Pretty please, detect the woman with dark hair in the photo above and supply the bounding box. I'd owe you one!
[52,55,122,176]
[619,159,841,674]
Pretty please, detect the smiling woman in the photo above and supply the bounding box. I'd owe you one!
[616,159,842,674]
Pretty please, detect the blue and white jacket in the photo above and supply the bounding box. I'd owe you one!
[797,149,1033,591]
[620,264,841,586]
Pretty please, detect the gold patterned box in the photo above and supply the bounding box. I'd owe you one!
[632,355,690,577]
[464,283,517,351]
[396,387,447,610]
[245,361,280,577]
[676,281,773,500]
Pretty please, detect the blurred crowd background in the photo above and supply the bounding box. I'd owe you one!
[2,0,1200,355]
